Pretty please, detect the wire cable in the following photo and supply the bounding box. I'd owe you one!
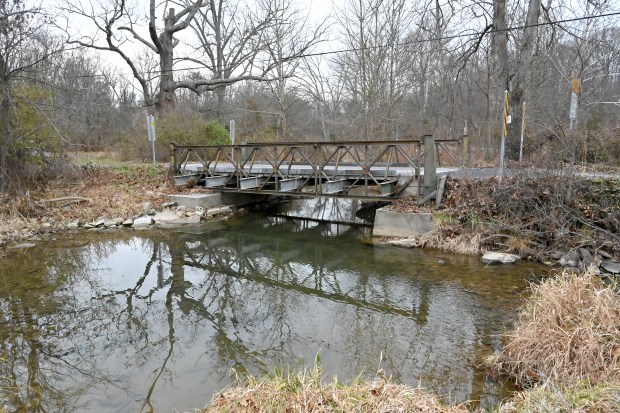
[35,9,620,79]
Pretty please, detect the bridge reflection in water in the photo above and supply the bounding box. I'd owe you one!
[0,212,532,413]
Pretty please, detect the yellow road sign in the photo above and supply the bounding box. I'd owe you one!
[571,77,581,94]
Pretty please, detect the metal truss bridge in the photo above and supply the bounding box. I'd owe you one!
[170,137,467,200]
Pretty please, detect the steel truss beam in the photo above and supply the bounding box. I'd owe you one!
[170,139,462,199]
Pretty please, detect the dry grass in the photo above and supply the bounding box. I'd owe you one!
[389,175,620,257]
[499,381,620,413]
[488,270,620,388]
[44,166,171,221]
[0,164,178,249]
[416,229,481,255]
[201,367,468,413]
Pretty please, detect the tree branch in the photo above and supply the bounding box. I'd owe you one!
[176,74,277,92]
[456,24,493,80]
[118,26,158,53]
[169,0,206,34]
[149,0,164,51]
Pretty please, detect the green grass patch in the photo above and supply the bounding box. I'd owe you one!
[433,211,459,227]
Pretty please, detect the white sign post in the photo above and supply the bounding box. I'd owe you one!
[229,119,236,161]
[569,92,578,130]
[147,114,156,164]
[519,101,527,164]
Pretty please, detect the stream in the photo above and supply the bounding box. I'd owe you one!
[0,200,546,412]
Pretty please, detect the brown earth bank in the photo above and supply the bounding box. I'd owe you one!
[385,174,620,276]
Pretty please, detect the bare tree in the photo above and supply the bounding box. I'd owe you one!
[61,0,272,114]
[299,56,345,141]
[189,0,277,119]
[45,52,145,152]
[334,0,413,140]
[0,0,62,188]
[505,0,542,159]
[43,0,620,162]
[263,0,327,140]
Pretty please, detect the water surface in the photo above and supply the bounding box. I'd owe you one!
[0,211,544,412]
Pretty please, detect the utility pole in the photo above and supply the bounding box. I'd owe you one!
[498,90,508,186]
[519,101,527,164]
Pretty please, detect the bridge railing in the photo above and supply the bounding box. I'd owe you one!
[170,137,467,198]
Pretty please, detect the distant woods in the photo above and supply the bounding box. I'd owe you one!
[1,0,620,189]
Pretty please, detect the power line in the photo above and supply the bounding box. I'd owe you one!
[36,9,620,80]
[296,10,620,60]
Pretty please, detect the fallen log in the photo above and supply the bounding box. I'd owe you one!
[40,196,92,204]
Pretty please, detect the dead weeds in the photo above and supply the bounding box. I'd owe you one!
[499,381,620,413]
[488,270,620,388]
[202,367,468,413]
[0,164,175,248]
[390,174,620,257]
[415,229,482,255]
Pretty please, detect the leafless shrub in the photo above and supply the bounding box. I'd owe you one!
[390,174,620,257]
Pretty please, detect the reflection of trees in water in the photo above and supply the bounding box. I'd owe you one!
[0,223,512,411]
[309,198,360,223]
[183,233,421,319]
[0,242,130,412]
[174,226,485,399]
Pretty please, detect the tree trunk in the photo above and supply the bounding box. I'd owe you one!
[317,102,329,141]
[492,0,511,166]
[0,80,12,188]
[215,86,226,120]
[493,0,510,96]
[211,1,225,120]
[276,77,288,140]
[507,0,541,160]
[158,51,176,113]
[156,8,178,114]
[484,49,495,160]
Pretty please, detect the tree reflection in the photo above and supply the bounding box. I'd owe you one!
[0,218,524,411]
[0,244,122,412]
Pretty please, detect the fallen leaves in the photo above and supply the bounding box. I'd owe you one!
[388,174,620,256]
